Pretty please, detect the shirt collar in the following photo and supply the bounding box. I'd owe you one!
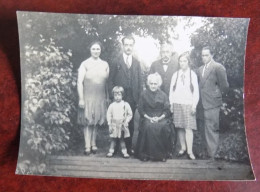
[205,60,212,68]
[123,53,132,60]
[179,68,190,76]
[162,58,171,64]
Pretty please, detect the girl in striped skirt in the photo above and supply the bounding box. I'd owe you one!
[169,52,199,160]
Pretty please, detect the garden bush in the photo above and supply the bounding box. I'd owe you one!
[17,36,78,174]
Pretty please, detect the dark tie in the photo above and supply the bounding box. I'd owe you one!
[126,56,130,69]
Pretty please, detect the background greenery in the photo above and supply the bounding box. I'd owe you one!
[16,12,249,174]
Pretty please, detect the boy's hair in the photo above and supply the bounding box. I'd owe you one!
[112,86,124,97]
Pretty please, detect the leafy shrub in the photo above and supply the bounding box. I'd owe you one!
[220,88,244,132]
[17,36,77,174]
[215,88,249,162]
[215,130,249,163]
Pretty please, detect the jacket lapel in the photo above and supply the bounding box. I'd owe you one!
[159,62,167,75]
[119,54,128,76]
[200,61,214,88]
[165,59,176,76]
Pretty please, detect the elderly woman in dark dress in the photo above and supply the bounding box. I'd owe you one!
[135,73,172,162]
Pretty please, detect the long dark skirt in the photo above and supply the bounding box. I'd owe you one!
[135,118,172,161]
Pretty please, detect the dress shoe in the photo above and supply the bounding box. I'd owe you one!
[188,153,196,160]
[177,149,186,157]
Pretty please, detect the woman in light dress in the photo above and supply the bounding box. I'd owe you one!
[77,41,109,155]
[169,52,199,160]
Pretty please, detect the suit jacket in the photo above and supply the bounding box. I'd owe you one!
[149,54,178,96]
[108,54,142,104]
[198,60,229,110]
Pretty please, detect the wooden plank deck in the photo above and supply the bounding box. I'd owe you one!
[48,156,254,180]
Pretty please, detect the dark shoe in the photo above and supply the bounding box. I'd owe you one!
[128,149,135,155]
[84,151,91,156]
[92,149,97,154]
[91,146,98,154]
[177,149,186,157]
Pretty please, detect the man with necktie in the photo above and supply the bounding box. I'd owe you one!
[108,35,142,155]
[198,46,229,158]
[149,42,179,96]
[149,42,178,158]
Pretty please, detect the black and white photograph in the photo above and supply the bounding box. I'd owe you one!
[16,11,254,180]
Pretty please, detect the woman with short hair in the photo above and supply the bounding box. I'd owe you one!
[77,41,109,155]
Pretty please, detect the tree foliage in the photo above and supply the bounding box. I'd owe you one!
[190,18,249,87]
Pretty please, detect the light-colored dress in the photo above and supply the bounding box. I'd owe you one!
[77,57,109,126]
[106,101,133,138]
[169,68,199,130]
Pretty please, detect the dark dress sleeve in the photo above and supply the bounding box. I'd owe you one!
[138,92,145,118]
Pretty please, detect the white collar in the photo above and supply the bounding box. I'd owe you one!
[162,58,171,64]
[179,68,190,76]
[205,60,212,68]
[123,53,132,60]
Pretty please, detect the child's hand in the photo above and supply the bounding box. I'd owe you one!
[109,126,113,134]
[123,122,128,128]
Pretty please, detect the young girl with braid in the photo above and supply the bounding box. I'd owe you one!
[169,52,199,160]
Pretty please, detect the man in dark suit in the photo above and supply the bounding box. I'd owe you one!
[149,43,178,96]
[149,43,178,157]
[198,46,229,158]
[108,35,142,155]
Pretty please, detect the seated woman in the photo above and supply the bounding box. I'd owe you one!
[135,73,172,162]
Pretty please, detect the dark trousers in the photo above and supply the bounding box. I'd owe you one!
[124,100,136,154]
[204,107,220,158]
